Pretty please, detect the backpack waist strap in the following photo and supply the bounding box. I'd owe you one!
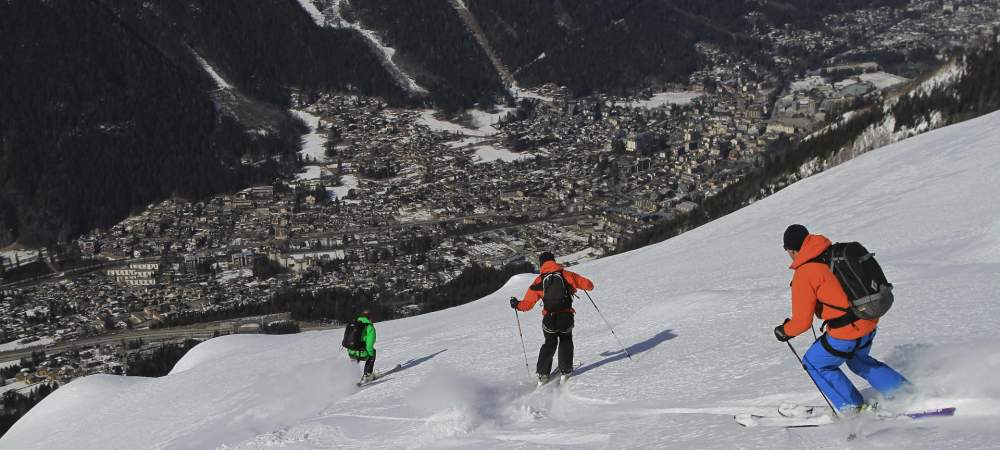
[816,298,859,330]
[819,333,873,360]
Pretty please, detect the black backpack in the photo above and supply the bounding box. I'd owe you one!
[341,319,367,351]
[541,271,572,311]
[811,242,894,328]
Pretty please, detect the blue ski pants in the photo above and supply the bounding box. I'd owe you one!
[802,330,908,410]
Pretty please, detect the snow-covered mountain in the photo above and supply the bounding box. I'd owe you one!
[5,111,1000,449]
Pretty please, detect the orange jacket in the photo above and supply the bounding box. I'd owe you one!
[516,261,594,315]
[782,234,878,340]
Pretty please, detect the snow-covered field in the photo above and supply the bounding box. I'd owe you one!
[858,72,909,90]
[0,337,54,353]
[472,145,528,164]
[790,76,831,92]
[0,249,40,267]
[329,174,358,200]
[417,108,514,137]
[292,109,331,182]
[613,91,703,109]
[5,111,1000,449]
[290,110,328,164]
[510,83,554,102]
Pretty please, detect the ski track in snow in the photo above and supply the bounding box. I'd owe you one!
[5,112,1000,448]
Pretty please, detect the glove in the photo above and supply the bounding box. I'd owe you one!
[509,297,519,309]
[774,318,791,342]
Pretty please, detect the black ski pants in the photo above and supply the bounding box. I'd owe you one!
[537,312,574,375]
[355,349,376,376]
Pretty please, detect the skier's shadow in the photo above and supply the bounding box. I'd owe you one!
[575,328,677,376]
[358,349,448,389]
[399,348,448,371]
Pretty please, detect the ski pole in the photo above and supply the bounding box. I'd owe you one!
[582,291,632,361]
[786,340,840,417]
[513,308,530,373]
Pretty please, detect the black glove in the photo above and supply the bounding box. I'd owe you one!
[774,318,792,342]
[510,297,519,309]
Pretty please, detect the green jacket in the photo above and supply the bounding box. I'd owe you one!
[347,316,376,359]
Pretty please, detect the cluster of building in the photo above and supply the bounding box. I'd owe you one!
[828,0,1000,62]
[2,343,123,391]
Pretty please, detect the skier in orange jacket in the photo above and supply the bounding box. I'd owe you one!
[511,251,594,381]
[774,225,908,412]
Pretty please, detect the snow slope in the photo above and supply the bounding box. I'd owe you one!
[5,111,1000,449]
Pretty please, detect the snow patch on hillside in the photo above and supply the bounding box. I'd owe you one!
[908,60,966,99]
[316,0,428,95]
[293,0,325,26]
[191,51,232,90]
[290,110,328,163]
[291,109,330,181]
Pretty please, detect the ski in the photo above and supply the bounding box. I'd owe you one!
[901,407,956,419]
[357,364,403,387]
[735,407,956,428]
[735,413,834,428]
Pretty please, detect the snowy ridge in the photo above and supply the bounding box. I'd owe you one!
[5,111,1000,448]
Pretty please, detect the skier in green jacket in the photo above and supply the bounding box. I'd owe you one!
[347,310,377,383]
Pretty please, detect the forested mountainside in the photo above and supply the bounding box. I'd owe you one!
[346,0,508,112]
[331,0,909,101]
[123,0,410,107]
[467,0,910,95]
[0,0,407,246]
[0,0,919,246]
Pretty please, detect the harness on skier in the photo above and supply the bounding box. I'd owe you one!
[818,333,873,360]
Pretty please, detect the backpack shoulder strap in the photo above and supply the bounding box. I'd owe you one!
[805,246,832,266]
[806,245,855,326]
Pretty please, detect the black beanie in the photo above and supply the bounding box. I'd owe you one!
[538,251,555,264]
[783,224,809,251]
